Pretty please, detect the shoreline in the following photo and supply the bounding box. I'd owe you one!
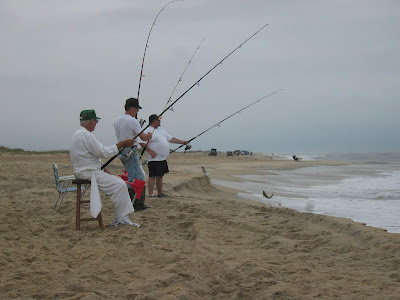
[1,152,399,299]
[168,151,353,199]
[206,155,400,234]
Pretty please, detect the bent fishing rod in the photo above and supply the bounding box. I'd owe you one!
[101,23,269,170]
[137,0,182,102]
[171,89,282,153]
[139,36,206,158]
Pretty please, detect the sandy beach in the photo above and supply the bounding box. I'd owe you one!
[0,151,399,299]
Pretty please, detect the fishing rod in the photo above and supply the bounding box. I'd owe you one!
[101,23,269,170]
[171,89,282,153]
[139,36,206,158]
[164,36,205,112]
[137,0,182,102]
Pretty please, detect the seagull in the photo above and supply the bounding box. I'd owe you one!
[201,166,209,175]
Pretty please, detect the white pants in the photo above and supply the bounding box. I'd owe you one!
[76,170,134,219]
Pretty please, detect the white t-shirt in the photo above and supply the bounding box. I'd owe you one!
[70,126,118,175]
[143,126,173,161]
[114,114,142,146]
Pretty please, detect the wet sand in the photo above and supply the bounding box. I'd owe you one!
[0,151,399,299]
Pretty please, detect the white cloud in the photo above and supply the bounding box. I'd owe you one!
[0,0,141,20]
[0,0,399,152]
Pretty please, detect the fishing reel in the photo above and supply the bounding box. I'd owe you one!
[126,146,138,158]
[184,144,192,151]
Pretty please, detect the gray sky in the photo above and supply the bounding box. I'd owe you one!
[1,0,399,153]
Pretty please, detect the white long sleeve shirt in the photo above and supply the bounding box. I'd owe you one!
[70,126,118,175]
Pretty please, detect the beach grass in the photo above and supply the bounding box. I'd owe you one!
[0,145,69,155]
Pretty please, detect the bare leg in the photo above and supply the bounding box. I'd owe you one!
[148,176,156,196]
[156,176,163,196]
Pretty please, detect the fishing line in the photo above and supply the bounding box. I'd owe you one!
[170,89,282,153]
[137,0,183,102]
[101,23,269,170]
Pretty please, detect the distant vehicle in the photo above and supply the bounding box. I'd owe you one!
[233,150,241,156]
[241,150,249,155]
[209,148,217,156]
[226,151,233,156]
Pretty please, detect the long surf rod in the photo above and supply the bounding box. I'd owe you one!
[137,0,182,102]
[139,36,206,158]
[102,23,269,170]
[171,89,282,153]
[164,36,205,112]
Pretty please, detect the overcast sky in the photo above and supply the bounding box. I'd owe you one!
[1,0,399,154]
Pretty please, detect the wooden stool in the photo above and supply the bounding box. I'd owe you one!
[72,179,105,230]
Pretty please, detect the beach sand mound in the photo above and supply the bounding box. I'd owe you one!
[173,175,217,193]
[0,152,399,299]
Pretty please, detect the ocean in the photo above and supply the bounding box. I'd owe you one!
[212,152,400,233]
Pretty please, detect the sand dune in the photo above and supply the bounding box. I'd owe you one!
[0,152,399,299]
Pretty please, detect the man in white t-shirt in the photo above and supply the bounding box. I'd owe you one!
[141,114,188,197]
[114,98,152,210]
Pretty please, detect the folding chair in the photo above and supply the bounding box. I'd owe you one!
[52,163,78,211]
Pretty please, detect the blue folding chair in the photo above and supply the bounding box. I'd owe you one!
[52,163,78,211]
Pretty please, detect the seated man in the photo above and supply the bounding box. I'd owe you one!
[70,109,140,227]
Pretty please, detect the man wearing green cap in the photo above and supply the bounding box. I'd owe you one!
[70,109,140,227]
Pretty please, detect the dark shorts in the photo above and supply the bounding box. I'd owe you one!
[148,160,169,177]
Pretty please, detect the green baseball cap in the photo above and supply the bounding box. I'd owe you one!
[80,110,101,121]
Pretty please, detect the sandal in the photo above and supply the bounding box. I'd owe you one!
[149,194,157,198]
[157,193,168,198]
